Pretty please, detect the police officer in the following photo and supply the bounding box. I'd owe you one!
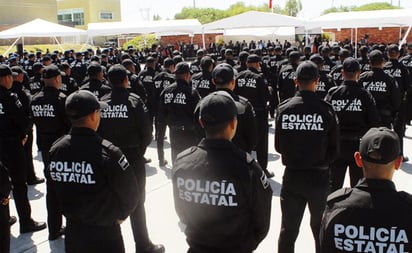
[275,61,339,253]
[153,58,175,166]
[47,90,138,253]
[98,65,164,253]
[173,91,272,253]
[0,64,46,233]
[310,54,335,99]
[122,59,148,102]
[159,62,201,163]
[27,62,44,96]
[278,51,300,102]
[358,50,401,128]
[234,51,249,73]
[357,45,371,73]
[236,54,274,178]
[189,49,204,75]
[329,49,351,87]
[320,127,412,253]
[0,161,11,253]
[60,62,79,96]
[383,44,410,161]
[138,57,158,124]
[30,65,70,240]
[191,56,215,98]
[80,62,111,99]
[325,58,380,191]
[399,43,412,124]
[70,52,87,85]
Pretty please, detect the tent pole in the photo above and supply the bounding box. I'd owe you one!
[54,36,64,52]
[354,27,358,58]
[400,25,411,47]
[4,36,21,56]
[202,27,205,49]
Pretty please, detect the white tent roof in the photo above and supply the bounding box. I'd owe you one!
[87,19,202,37]
[203,11,306,31]
[0,18,87,39]
[307,8,412,29]
[224,27,295,36]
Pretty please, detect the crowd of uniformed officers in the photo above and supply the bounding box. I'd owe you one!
[0,40,412,253]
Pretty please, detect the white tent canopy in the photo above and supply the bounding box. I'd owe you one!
[306,8,412,30]
[0,18,87,39]
[87,19,202,37]
[203,11,306,31]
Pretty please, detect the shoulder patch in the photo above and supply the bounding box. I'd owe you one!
[117,154,130,171]
[327,187,352,203]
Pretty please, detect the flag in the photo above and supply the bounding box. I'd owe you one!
[269,0,272,9]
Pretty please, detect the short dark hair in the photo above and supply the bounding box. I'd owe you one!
[107,64,128,87]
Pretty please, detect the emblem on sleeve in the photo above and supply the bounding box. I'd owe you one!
[118,155,130,171]
[260,171,270,189]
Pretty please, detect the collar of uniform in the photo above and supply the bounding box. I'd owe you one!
[356,178,396,191]
[70,127,98,136]
[176,78,190,86]
[198,138,234,149]
[342,80,359,86]
[44,86,60,92]
[249,67,259,73]
[296,90,316,97]
[371,67,384,73]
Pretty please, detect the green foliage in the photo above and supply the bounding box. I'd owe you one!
[174,2,281,24]
[122,34,158,51]
[322,2,400,15]
[153,14,162,21]
[283,0,302,17]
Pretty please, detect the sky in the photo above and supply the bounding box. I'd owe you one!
[120,0,412,21]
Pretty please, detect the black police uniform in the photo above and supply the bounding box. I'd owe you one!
[153,70,175,164]
[320,178,412,253]
[322,56,336,76]
[138,66,158,121]
[267,54,283,117]
[191,70,215,98]
[159,79,201,163]
[357,56,371,73]
[0,161,11,253]
[27,73,43,95]
[399,52,412,122]
[70,58,88,84]
[315,71,335,99]
[80,78,111,99]
[173,139,272,253]
[325,81,380,191]
[189,58,202,75]
[48,127,138,253]
[60,73,79,96]
[235,67,270,172]
[358,68,401,128]
[275,90,339,253]
[128,72,148,103]
[330,64,344,86]
[384,59,410,156]
[278,63,298,102]
[30,86,70,238]
[97,87,154,251]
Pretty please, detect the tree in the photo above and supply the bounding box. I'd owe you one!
[153,14,162,21]
[321,2,400,15]
[283,0,302,17]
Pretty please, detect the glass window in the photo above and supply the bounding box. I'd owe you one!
[100,12,113,20]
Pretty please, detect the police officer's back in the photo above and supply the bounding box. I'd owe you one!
[48,90,138,253]
[80,62,111,99]
[122,59,148,102]
[60,63,79,96]
[277,51,300,102]
[173,91,272,253]
[325,58,380,191]
[358,50,401,128]
[191,56,215,98]
[320,127,412,253]
[275,61,339,253]
[310,54,335,99]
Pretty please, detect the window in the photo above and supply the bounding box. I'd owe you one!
[100,12,113,20]
[58,9,85,26]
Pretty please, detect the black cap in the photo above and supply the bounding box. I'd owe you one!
[43,65,61,79]
[339,49,351,58]
[33,62,44,72]
[163,57,174,68]
[274,46,282,51]
[107,64,128,86]
[200,56,214,70]
[174,62,190,74]
[343,57,360,72]
[238,51,249,62]
[247,54,260,63]
[173,55,183,64]
[65,90,108,119]
[225,49,233,55]
[199,91,238,127]
[121,59,135,67]
[212,63,235,85]
[295,61,319,83]
[369,50,384,63]
[11,66,24,75]
[388,44,399,53]
[360,46,368,53]
[146,57,155,63]
[289,51,301,61]
[0,64,16,77]
[359,127,401,164]
[196,49,205,56]
[87,62,102,76]
[309,54,324,65]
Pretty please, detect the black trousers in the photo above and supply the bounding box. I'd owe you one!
[41,150,63,237]
[394,101,406,156]
[0,203,10,253]
[169,129,199,164]
[278,169,329,253]
[329,140,363,192]
[0,139,31,225]
[65,221,124,253]
[255,111,269,170]
[155,117,167,163]
[25,129,37,183]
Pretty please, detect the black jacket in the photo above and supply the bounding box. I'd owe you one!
[80,79,112,99]
[235,67,269,111]
[48,127,138,226]
[275,90,339,170]
[320,178,412,253]
[172,139,272,253]
[191,70,215,98]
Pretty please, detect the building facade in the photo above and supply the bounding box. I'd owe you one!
[57,0,121,29]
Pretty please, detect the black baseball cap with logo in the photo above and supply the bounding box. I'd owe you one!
[295,61,319,83]
[199,91,238,127]
[212,63,235,85]
[43,65,62,79]
[343,57,360,73]
[0,64,17,77]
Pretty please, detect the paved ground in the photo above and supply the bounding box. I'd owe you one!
[9,121,412,253]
